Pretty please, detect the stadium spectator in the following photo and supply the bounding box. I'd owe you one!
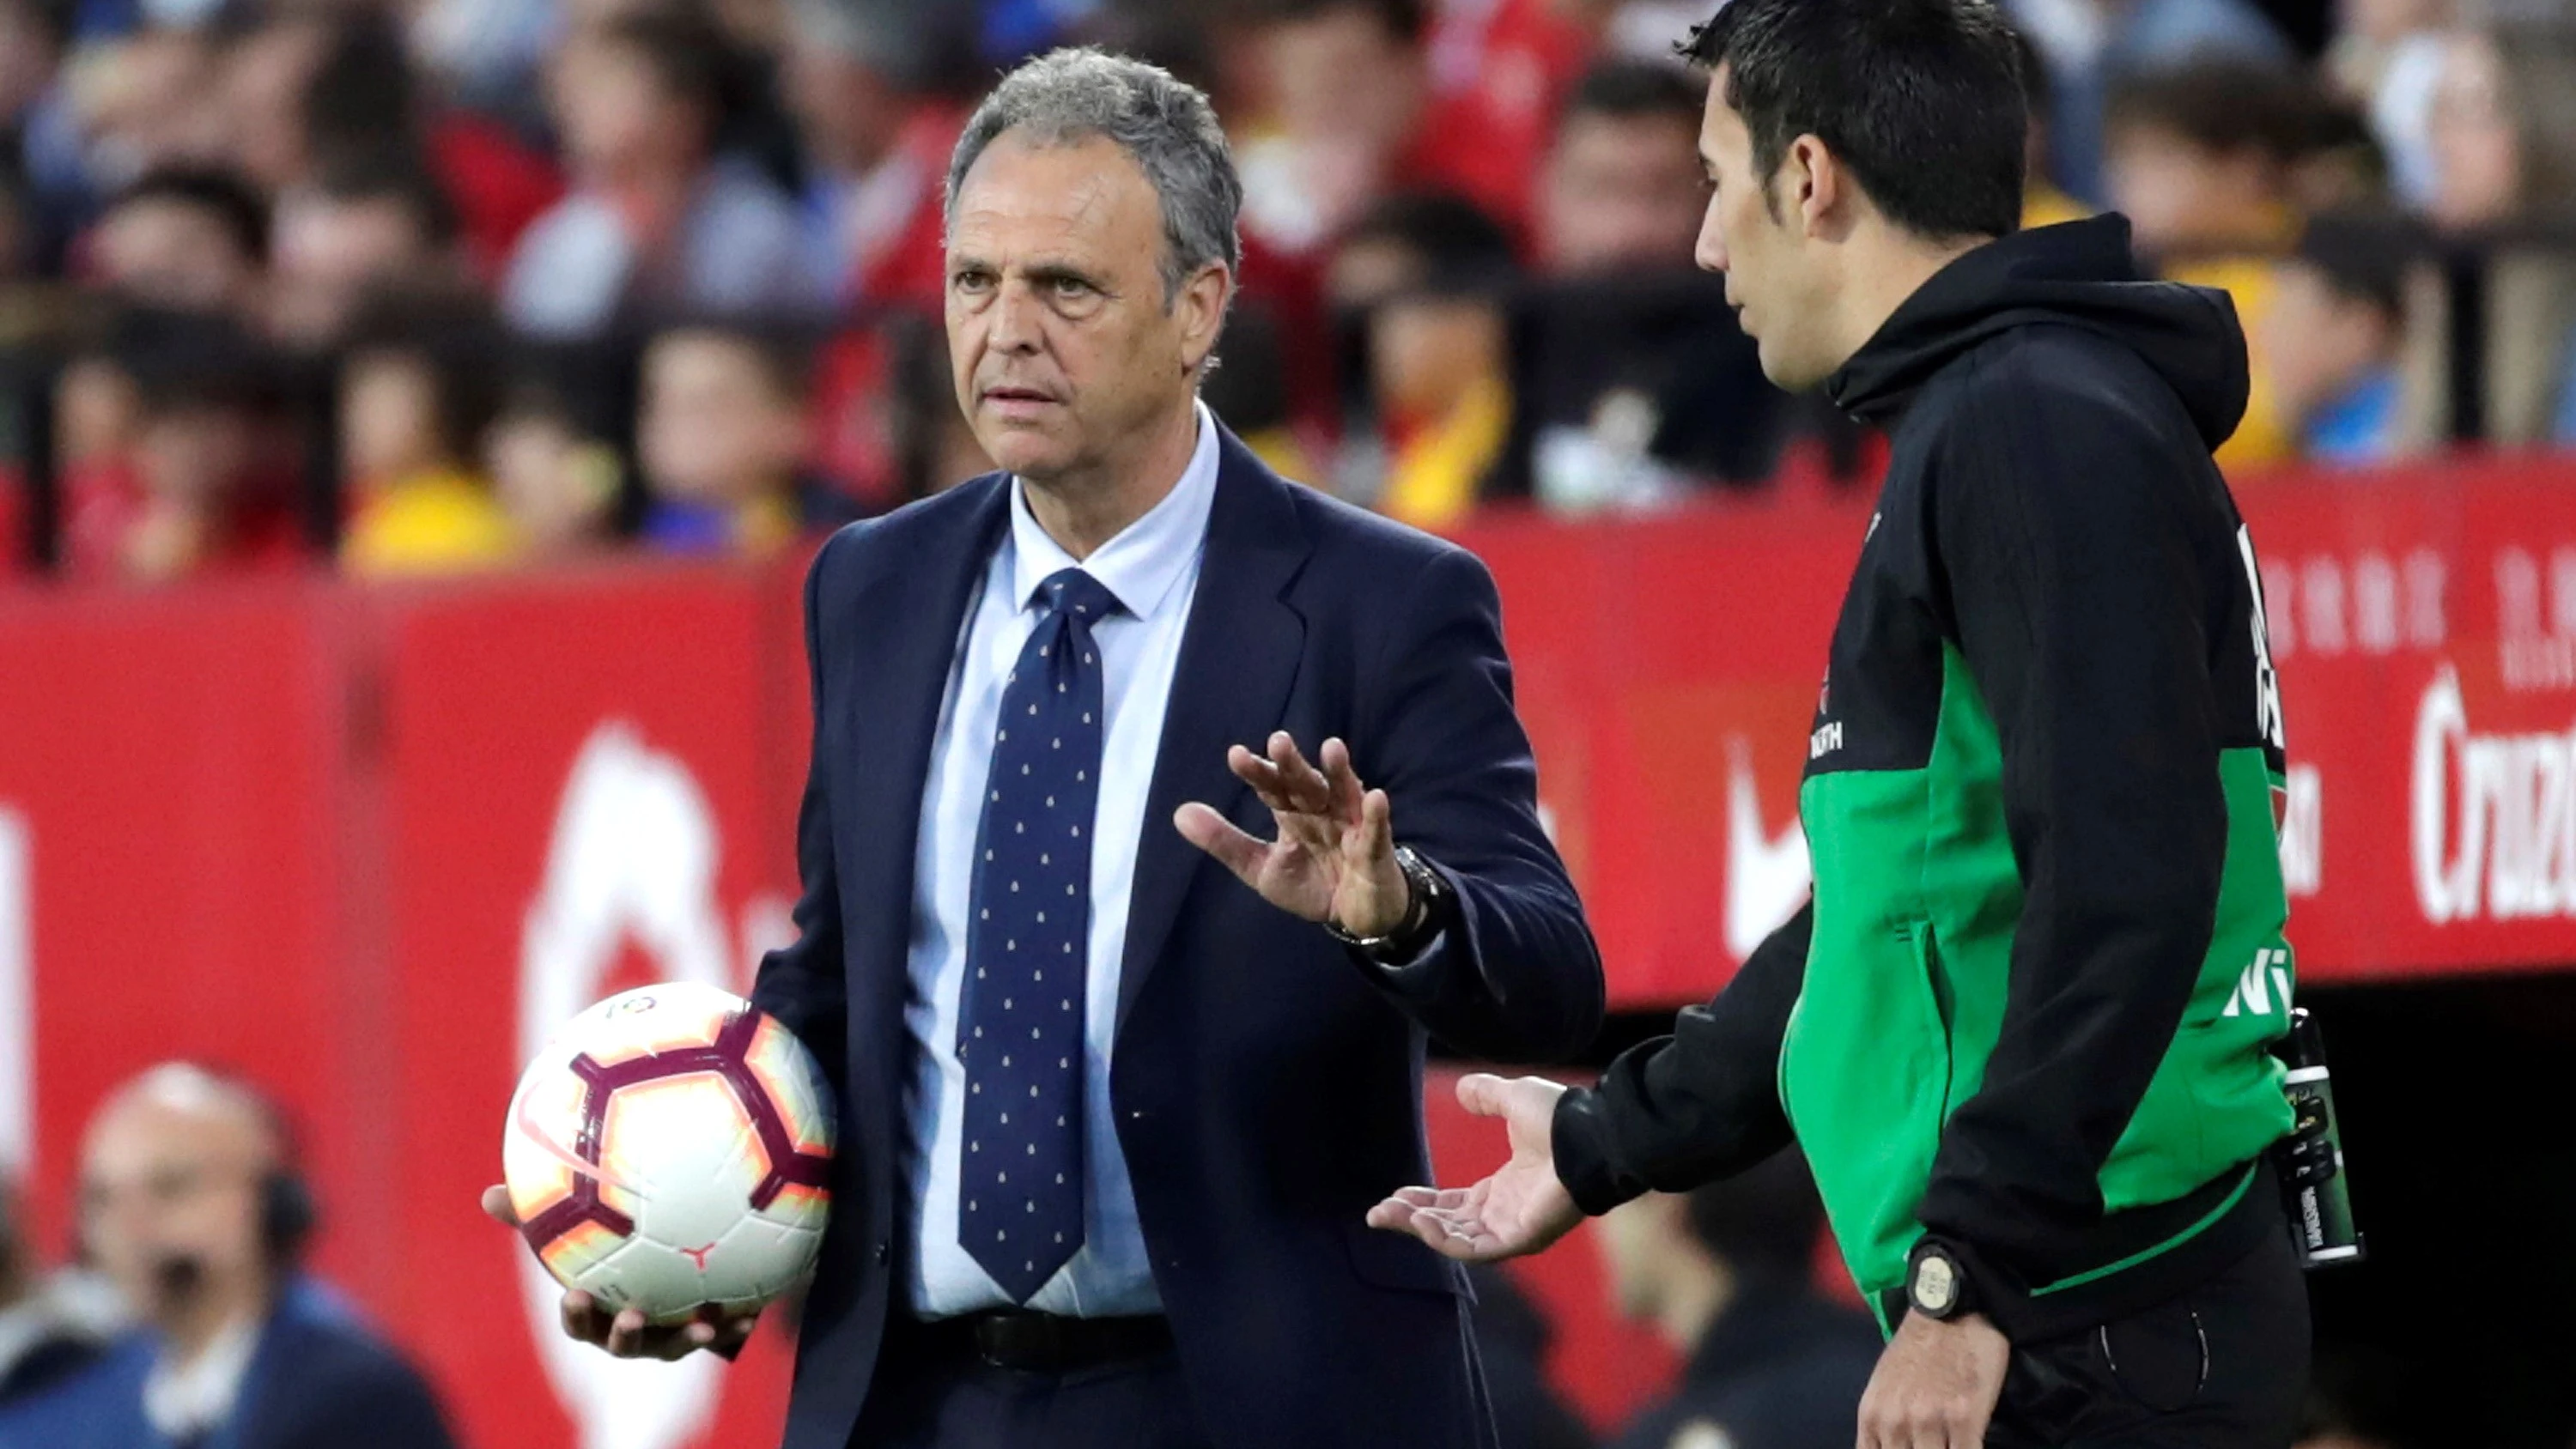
[2259,213,2425,465]
[223,9,562,276]
[63,21,234,194]
[0,1176,114,1408]
[780,0,963,310]
[1235,0,1571,257]
[635,322,857,555]
[83,166,265,318]
[1595,1151,1878,1449]
[1327,191,1519,528]
[0,1065,456,1448]
[337,299,518,576]
[2420,16,2576,446]
[2104,61,2333,469]
[486,379,623,565]
[68,310,303,583]
[503,8,813,339]
[267,154,467,349]
[2006,0,2293,206]
[1535,59,1707,277]
[2323,0,2451,209]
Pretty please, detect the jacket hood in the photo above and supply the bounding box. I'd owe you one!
[1824,215,2250,449]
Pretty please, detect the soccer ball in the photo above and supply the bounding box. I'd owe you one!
[502,981,836,1325]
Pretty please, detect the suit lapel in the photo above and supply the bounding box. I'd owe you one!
[834,479,1011,1167]
[1116,428,1313,1036]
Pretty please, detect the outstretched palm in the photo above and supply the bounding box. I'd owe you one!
[1366,1074,1583,1262]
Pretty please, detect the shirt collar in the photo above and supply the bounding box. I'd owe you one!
[1007,399,1221,623]
[143,1307,263,1440]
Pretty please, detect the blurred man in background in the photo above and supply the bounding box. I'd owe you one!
[0,1064,455,1449]
[267,154,467,349]
[1595,1152,1875,1449]
[0,1178,112,1409]
[1537,60,1709,278]
[635,321,857,555]
[2259,212,2423,466]
[85,167,265,318]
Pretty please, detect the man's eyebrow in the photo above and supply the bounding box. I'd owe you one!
[1024,261,1109,292]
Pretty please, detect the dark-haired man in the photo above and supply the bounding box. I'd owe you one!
[1537,59,1710,276]
[88,167,267,318]
[1372,2,2310,1446]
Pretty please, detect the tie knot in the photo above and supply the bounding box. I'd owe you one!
[1038,568,1122,624]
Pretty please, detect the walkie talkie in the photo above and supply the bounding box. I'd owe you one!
[2274,1007,2365,1268]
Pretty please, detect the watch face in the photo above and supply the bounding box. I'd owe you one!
[1912,1252,1959,1315]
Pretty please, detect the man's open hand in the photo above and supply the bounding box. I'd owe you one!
[1364,1074,1583,1262]
[1175,732,1412,937]
[1856,1309,2010,1449]
[480,1185,756,1361]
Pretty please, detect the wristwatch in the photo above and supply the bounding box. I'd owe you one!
[1324,846,1453,961]
[1906,1239,1975,1321]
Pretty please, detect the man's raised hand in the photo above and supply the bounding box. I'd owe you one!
[1175,732,1412,937]
[1365,1075,1584,1262]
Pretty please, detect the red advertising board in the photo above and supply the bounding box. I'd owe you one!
[3,456,2575,1447]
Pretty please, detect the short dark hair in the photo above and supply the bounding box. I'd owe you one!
[341,293,508,467]
[1680,0,2026,241]
[647,320,814,404]
[309,149,462,249]
[1340,191,1518,297]
[1561,58,1704,134]
[2104,60,2321,165]
[107,166,270,265]
[2293,212,2427,322]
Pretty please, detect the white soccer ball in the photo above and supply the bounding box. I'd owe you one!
[502,981,836,1325]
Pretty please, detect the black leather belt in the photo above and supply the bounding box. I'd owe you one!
[910,1309,1176,1373]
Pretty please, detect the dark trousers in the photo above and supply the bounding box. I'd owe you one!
[1988,1228,2312,1449]
[848,1315,1212,1449]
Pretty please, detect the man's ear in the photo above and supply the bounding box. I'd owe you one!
[1787,133,1842,237]
[1176,262,1232,373]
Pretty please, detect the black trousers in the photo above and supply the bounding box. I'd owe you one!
[1987,1228,2312,1449]
[848,1315,1213,1449]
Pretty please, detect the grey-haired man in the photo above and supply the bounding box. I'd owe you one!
[487,45,1602,1449]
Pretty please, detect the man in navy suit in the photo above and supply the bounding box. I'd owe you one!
[487,44,1602,1449]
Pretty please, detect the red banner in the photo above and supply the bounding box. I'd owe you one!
[3,456,2574,1447]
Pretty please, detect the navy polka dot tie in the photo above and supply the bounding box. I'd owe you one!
[958,567,1120,1302]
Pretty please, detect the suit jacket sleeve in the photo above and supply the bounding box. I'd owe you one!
[750,533,851,1077]
[1552,902,1807,1214]
[1353,546,1605,1063]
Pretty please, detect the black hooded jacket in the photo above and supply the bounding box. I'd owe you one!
[1556,215,2298,1341]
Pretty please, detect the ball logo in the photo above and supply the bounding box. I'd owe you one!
[517,724,732,1449]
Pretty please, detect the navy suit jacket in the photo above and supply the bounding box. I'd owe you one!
[753,424,1605,1449]
[0,1279,455,1449]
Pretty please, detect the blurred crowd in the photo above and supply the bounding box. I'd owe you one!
[0,0,2573,585]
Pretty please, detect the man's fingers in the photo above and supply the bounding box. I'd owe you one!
[605,1308,647,1356]
[1319,737,1367,825]
[1174,803,1270,879]
[561,1290,606,1344]
[1351,789,1396,867]
[482,1185,520,1228]
[1265,732,1333,811]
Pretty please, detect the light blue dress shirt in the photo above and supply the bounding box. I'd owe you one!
[901,403,1221,1318]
